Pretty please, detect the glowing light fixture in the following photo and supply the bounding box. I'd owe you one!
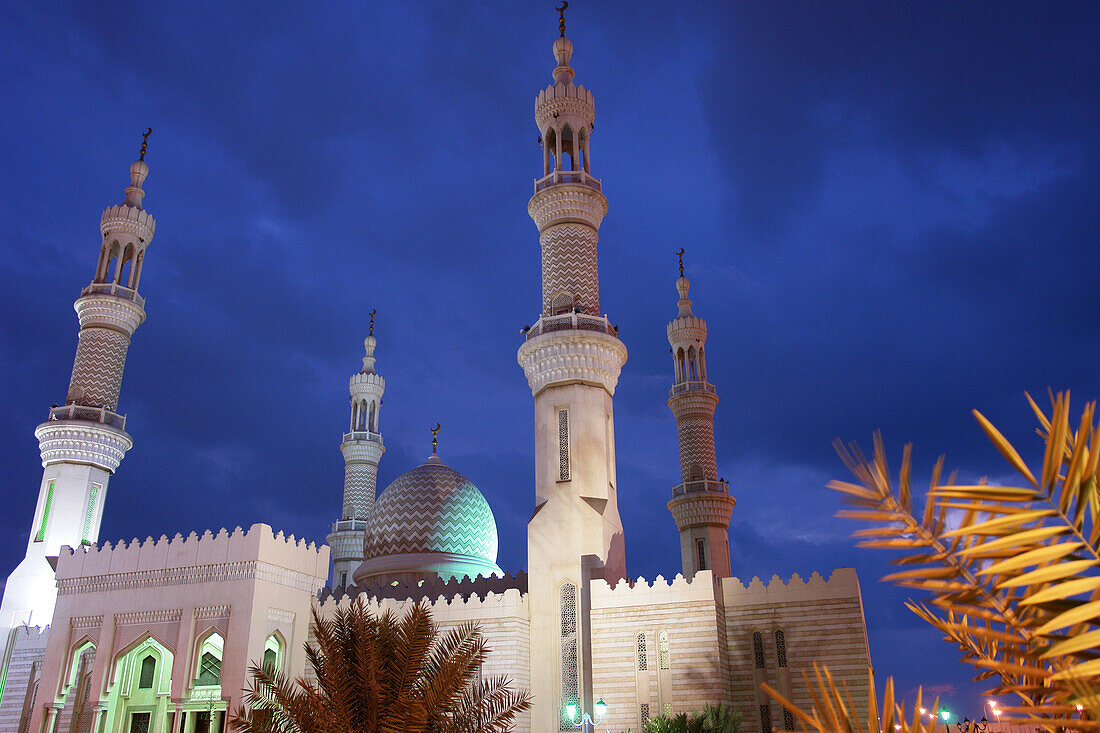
[564,698,608,731]
[940,708,951,722]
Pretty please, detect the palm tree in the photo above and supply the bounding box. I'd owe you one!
[227,598,531,733]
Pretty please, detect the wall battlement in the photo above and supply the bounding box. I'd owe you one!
[722,567,861,606]
[317,585,528,622]
[590,567,862,609]
[56,523,329,582]
[321,570,528,606]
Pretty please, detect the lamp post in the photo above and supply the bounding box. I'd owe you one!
[565,698,608,732]
[939,707,951,733]
[952,716,988,733]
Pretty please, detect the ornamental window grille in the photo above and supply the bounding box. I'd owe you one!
[696,538,708,571]
[558,409,570,481]
[636,632,648,670]
[664,703,672,716]
[640,704,650,728]
[759,704,772,733]
[138,655,156,689]
[35,481,55,542]
[775,629,788,668]
[81,484,100,544]
[198,651,221,686]
[752,631,765,669]
[552,291,574,316]
[559,583,579,730]
[130,712,151,733]
[658,630,670,670]
[783,708,795,730]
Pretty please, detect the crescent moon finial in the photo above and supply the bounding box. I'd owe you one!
[368,309,376,336]
[139,128,152,161]
[431,423,441,454]
[676,248,685,277]
[556,1,568,37]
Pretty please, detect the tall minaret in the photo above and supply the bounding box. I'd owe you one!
[327,311,385,588]
[0,132,155,659]
[516,8,628,731]
[666,251,735,579]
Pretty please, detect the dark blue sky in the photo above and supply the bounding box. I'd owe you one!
[2,0,1097,718]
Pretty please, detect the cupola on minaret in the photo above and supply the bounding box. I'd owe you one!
[0,132,156,649]
[666,251,735,579]
[327,312,386,589]
[516,7,629,730]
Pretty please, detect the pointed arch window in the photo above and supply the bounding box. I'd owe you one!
[658,630,670,670]
[138,655,156,689]
[551,291,574,316]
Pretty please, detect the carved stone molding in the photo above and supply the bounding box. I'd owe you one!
[114,608,182,626]
[528,186,608,232]
[517,329,628,396]
[74,294,146,335]
[35,421,132,472]
[100,204,155,243]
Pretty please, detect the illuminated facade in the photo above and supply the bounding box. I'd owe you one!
[0,18,871,733]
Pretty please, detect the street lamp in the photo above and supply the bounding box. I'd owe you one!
[565,699,608,732]
[939,707,951,733]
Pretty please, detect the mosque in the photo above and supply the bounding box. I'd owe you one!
[0,12,872,733]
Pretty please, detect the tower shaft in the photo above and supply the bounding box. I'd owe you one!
[327,334,385,588]
[666,274,735,579]
[517,30,628,733]
[0,144,154,709]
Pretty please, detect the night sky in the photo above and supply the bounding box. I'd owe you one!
[2,0,1097,719]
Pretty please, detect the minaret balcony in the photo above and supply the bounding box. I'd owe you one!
[671,478,730,497]
[47,403,127,430]
[331,518,369,533]
[533,169,602,194]
[669,380,716,398]
[524,312,617,340]
[342,429,382,444]
[80,282,145,308]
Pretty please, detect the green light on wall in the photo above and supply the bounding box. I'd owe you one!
[81,484,100,544]
[35,481,55,542]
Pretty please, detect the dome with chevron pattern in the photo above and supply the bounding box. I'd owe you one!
[355,454,502,585]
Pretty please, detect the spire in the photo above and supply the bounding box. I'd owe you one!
[124,128,151,210]
[431,422,441,455]
[675,249,694,318]
[362,310,378,373]
[551,3,575,85]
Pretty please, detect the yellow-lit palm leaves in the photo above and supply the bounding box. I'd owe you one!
[762,664,944,733]
[828,391,1099,728]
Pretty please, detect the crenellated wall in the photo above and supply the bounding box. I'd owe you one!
[314,587,532,732]
[25,523,329,733]
[722,568,871,733]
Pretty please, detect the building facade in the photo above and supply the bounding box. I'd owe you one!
[0,17,871,733]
